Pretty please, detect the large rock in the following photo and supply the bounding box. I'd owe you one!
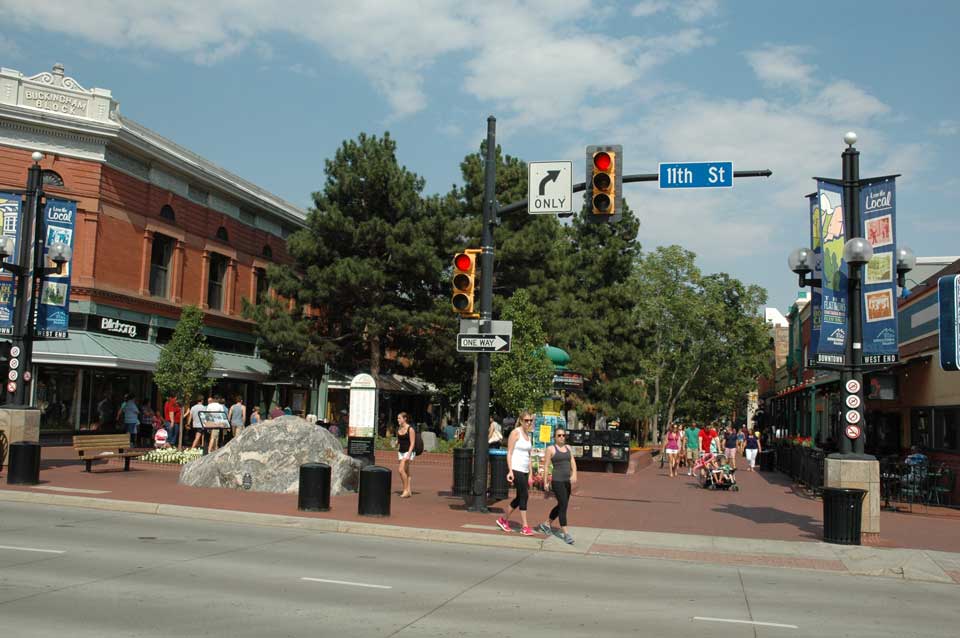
[179,416,363,495]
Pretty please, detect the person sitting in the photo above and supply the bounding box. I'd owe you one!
[904,446,928,467]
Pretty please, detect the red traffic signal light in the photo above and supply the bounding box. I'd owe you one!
[452,249,480,317]
[586,145,622,222]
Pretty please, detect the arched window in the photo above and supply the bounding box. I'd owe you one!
[262,244,273,259]
[160,205,176,222]
[216,226,229,242]
[42,171,64,187]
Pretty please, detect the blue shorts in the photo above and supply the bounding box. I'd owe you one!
[125,422,138,434]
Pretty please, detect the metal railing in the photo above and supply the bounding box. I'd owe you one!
[774,442,824,494]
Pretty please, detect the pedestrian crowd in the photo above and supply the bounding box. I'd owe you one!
[659,421,763,486]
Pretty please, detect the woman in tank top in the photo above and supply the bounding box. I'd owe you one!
[535,427,578,544]
[396,412,416,498]
[663,424,681,478]
[495,410,537,536]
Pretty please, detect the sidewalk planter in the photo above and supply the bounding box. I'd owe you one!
[452,448,473,496]
[822,487,866,545]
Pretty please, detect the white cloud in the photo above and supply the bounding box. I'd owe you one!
[805,80,890,122]
[935,119,959,136]
[632,0,718,22]
[745,45,815,89]
[632,1,669,17]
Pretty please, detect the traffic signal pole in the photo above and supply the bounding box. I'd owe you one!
[468,116,498,512]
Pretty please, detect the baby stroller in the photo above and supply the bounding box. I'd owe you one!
[694,453,739,491]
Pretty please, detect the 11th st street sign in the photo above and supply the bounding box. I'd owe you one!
[659,161,733,189]
[457,334,511,353]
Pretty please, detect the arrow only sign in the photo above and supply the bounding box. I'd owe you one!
[457,334,512,353]
[527,161,573,214]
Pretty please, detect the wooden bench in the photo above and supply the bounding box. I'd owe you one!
[73,434,143,472]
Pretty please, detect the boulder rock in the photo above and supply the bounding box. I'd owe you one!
[178,416,364,495]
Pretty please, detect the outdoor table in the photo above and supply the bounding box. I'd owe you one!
[880,471,900,512]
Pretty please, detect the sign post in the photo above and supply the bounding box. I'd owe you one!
[347,373,377,465]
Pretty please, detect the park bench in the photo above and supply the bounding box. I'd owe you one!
[72,434,143,472]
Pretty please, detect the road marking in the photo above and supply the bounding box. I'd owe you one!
[694,617,797,629]
[30,485,111,495]
[301,577,392,590]
[0,544,66,554]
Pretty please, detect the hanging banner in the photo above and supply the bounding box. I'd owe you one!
[814,181,847,365]
[860,177,898,364]
[807,192,823,366]
[939,275,959,372]
[33,197,76,339]
[0,191,23,336]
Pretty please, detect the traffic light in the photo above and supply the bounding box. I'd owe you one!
[451,248,481,317]
[586,145,622,223]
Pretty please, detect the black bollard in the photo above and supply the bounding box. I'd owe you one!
[358,465,391,516]
[7,441,41,485]
[452,447,473,496]
[298,462,331,512]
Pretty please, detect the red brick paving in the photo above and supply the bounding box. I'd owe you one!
[2,447,958,554]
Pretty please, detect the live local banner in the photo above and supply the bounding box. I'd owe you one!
[0,191,23,336]
[939,275,959,372]
[807,193,823,366]
[815,181,847,365]
[859,178,898,364]
[33,197,76,339]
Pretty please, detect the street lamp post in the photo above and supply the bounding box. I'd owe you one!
[0,151,73,408]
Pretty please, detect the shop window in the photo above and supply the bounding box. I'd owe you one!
[149,233,174,297]
[207,253,228,311]
[160,204,176,222]
[255,267,269,305]
[933,407,960,452]
[911,408,931,450]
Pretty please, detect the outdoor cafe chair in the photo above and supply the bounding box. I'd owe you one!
[928,466,955,507]
[898,462,930,512]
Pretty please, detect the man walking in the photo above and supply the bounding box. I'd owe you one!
[684,421,701,476]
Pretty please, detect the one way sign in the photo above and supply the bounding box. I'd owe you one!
[457,334,512,353]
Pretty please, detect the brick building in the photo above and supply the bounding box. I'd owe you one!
[0,64,309,439]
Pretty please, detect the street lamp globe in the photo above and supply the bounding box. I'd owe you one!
[787,247,813,274]
[896,246,917,274]
[31,151,44,163]
[843,131,858,147]
[47,241,72,264]
[843,237,874,265]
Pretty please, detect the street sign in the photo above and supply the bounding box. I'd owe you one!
[845,409,862,424]
[845,424,862,440]
[659,161,733,189]
[457,334,511,353]
[528,161,573,214]
[845,394,861,409]
[939,275,960,372]
[6,381,15,394]
[845,379,861,394]
[459,319,513,336]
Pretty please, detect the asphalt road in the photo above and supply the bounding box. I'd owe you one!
[0,501,956,637]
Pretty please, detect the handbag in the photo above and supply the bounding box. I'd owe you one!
[488,428,503,444]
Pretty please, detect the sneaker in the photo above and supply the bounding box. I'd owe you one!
[537,522,552,535]
[520,526,536,536]
[563,533,575,545]
[495,517,511,533]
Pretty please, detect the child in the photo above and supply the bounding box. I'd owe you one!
[154,423,170,449]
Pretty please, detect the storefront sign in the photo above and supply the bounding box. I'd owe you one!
[88,315,149,340]
[940,275,960,372]
[807,192,823,366]
[552,371,584,389]
[0,191,23,336]
[347,373,377,462]
[814,181,847,365]
[34,198,77,339]
[860,178,898,364]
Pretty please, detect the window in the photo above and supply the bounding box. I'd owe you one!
[160,205,176,222]
[933,407,960,453]
[255,267,269,305]
[216,226,229,242]
[3,211,17,234]
[42,171,64,187]
[149,234,173,297]
[262,244,273,259]
[207,253,228,311]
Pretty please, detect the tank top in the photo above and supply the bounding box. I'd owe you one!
[510,429,532,472]
[666,431,679,450]
[550,445,572,481]
[398,426,413,453]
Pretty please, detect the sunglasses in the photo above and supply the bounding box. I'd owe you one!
[522,418,534,423]
[555,433,566,438]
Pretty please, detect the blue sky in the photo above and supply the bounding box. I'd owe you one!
[2,0,957,314]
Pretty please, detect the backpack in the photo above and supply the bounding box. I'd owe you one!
[414,427,425,456]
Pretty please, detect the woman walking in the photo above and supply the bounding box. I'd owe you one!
[536,427,578,544]
[663,424,681,477]
[745,430,761,471]
[496,410,536,536]
[396,412,416,498]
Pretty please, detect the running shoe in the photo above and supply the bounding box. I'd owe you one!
[520,526,536,536]
[537,522,552,535]
[495,517,511,533]
[563,533,575,545]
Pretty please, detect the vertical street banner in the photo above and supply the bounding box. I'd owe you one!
[34,197,76,339]
[0,191,23,336]
[807,193,822,366]
[815,180,847,364]
[939,275,960,372]
[859,178,898,364]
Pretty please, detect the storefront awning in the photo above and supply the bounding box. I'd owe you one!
[33,332,161,371]
[210,352,271,382]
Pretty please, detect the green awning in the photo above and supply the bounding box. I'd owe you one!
[33,332,161,371]
[210,351,271,382]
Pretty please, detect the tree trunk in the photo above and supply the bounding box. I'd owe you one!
[369,334,381,378]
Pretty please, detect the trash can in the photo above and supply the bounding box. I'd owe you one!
[298,462,331,512]
[488,449,508,500]
[758,449,775,472]
[7,441,41,485]
[358,465,391,517]
[452,448,473,496]
[822,487,866,545]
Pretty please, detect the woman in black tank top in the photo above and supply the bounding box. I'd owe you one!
[535,427,578,545]
[396,412,415,498]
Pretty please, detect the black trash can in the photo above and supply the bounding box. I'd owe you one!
[488,449,508,500]
[298,462,331,512]
[7,441,41,485]
[822,487,867,545]
[758,449,775,472]
[452,448,473,496]
[358,465,391,517]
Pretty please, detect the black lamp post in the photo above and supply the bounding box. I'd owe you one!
[0,151,73,408]
[789,132,915,458]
